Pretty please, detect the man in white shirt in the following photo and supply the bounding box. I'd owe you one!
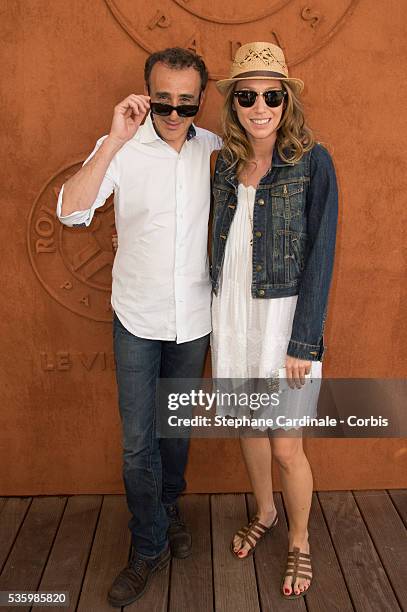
[56,47,221,607]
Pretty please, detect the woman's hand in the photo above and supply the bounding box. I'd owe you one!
[112,233,118,252]
[284,355,312,389]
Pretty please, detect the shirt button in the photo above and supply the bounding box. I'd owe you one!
[258,289,265,296]
[255,231,262,237]
[256,264,262,272]
[258,198,265,206]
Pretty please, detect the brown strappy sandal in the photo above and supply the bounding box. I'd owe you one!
[230,513,278,559]
[281,546,313,599]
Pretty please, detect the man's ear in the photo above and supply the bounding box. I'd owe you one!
[144,82,149,96]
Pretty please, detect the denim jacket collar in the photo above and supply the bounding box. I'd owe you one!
[222,144,295,190]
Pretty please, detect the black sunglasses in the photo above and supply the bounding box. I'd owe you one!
[234,89,287,108]
[150,100,200,117]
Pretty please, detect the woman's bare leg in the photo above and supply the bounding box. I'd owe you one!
[272,435,313,595]
[232,436,277,557]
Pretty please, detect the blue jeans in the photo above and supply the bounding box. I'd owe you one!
[113,311,209,559]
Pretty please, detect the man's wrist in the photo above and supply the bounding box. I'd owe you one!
[104,134,127,154]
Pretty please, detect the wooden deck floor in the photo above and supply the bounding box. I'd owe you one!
[0,491,406,611]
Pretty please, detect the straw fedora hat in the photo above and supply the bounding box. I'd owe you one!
[216,41,304,94]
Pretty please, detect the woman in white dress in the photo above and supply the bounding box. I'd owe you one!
[210,42,338,599]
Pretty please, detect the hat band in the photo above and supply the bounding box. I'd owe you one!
[232,70,287,80]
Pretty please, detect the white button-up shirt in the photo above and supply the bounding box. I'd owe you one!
[56,113,221,343]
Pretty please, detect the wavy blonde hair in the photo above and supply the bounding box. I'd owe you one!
[220,80,315,175]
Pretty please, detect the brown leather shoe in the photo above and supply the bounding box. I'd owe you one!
[107,545,171,607]
[166,503,192,559]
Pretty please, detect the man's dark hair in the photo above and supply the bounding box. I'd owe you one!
[144,47,209,92]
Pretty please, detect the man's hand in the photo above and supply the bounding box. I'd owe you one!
[109,94,150,146]
[284,355,312,389]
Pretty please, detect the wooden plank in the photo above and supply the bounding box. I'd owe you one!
[0,498,31,572]
[0,497,66,612]
[35,495,102,612]
[77,495,131,612]
[354,490,407,610]
[319,491,401,611]
[211,494,259,612]
[388,490,407,528]
[168,494,213,612]
[301,493,353,612]
[248,493,306,612]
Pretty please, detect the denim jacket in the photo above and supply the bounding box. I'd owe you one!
[211,143,338,362]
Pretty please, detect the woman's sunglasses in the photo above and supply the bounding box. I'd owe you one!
[234,89,287,108]
[150,101,200,117]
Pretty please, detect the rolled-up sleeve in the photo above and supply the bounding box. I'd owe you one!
[56,135,117,227]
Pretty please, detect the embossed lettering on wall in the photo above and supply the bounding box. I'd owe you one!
[104,0,358,76]
[28,163,115,322]
[40,351,116,371]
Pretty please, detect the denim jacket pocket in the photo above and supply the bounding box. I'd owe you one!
[270,181,305,220]
[273,229,307,283]
[213,186,229,201]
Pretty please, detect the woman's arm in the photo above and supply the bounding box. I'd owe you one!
[286,143,339,362]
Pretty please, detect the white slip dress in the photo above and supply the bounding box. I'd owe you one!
[210,183,322,431]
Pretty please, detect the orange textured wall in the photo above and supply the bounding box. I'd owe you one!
[1,0,406,494]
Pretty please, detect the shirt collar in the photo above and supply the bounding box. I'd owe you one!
[137,112,196,144]
[187,123,197,140]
